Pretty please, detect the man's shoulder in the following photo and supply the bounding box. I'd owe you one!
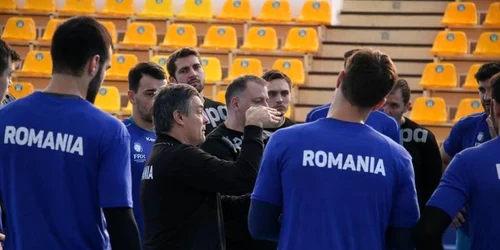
[306,104,329,120]
[204,97,225,108]
[372,110,398,126]
[454,112,487,128]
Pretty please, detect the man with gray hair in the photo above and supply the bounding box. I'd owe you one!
[141,84,281,250]
[0,39,19,106]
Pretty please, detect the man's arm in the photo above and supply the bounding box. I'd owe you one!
[99,124,141,250]
[417,154,470,250]
[420,131,442,205]
[440,121,463,171]
[248,200,281,242]
[200,136,237,162]
[440,146,452,172]
[176,125,264,195]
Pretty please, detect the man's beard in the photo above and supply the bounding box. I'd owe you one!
[86,66,104,104]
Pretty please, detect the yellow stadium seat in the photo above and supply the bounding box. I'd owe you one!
[160,24,197,49]
[410,97,448,124]
[441,2,478,26]
[177,0,213,20]
[200,26,238,50]
[483,3,500,27]
[107,54,138,80]
[150,55,169,74]
[120,22,157,47]
[216,90,226,104]
[8,82,35,99]
[99,21,118,44]
[462,63,482,90]
[282,27,319,53]
[473,32,500,56]
[0,0,16,11]
[296,0,332,25]
[240,27,278,51]
[454,98,484,122]
[256,0,292,22]
[272,59,305,85]
[18,51,52,76]
[430,31,468,56]
[98,0,134,16]
[201,57,222,83]
[216,0,252,21]
[225,58,263,83]
[95,86,121,114]
[58,0,95,14]
[38,19,65,44]
[1,17,37,42]
[19,0,56,12]
[122,101,132,116]
[419,63,457,89]
[137,0,173,18]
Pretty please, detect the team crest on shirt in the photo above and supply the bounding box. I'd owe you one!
[134,142,143,153]
[477,132,484,142]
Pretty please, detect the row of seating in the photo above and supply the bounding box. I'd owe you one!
[14,50,306,85]
[410,97,484,124]
[0,0,331,25]
[420,62,482,89]
[441,2,500,27]
[1,17,320,53]
[430,30,500,56]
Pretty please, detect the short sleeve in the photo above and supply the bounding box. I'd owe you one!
[389,151,420,228]
[251,132,284,206]
[99,122,133,208]
[426,154,469,219]
[389,119,402,145]
[443,121,464,158]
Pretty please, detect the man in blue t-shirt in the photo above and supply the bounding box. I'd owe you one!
[439,62,500,250]
[305,49,401,144]
[249,48,419,250]
[124,62,167,240]
[0,17,140,250]
[418,73,500,250]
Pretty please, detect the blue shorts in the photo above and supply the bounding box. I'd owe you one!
[456,228,471,250]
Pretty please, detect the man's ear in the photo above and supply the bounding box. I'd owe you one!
[337,71,345,89]
[168,76,176,84]
[404,101,412,113]
[173,110,185,127]
[127,90,136,105]
[87,55,100,77]
[231,97,239,111]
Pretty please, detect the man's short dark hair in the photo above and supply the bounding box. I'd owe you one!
[341,48,397,109]
[153,84,201,134]
[51,16,113,76]
[166,47,201,79]
[128,62,166,92]
[262,69,291,89]
[0,39,14,73]
[475,62,500,82]
[344,49,360,61]
[391,78,411,104]
[225,75,267,109]
[491,73,500,103]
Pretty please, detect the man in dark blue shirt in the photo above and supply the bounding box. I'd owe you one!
[0,16,140,250]
[249,48,419,250]
[305,49,401,143]
[124,62,167,241]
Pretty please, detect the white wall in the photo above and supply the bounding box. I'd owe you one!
[16,0,341,24]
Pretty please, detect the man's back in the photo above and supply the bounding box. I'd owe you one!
[252,118,419,250]
[306,104,400,143]
[0,92,132,250]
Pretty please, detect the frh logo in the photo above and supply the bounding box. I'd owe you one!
[134,154,146,163]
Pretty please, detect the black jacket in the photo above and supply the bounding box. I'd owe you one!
[141,126,264,250]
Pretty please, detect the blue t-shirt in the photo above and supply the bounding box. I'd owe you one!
[0,92,133,250]
[251,118,419,250]
[428,137,500,249]
[123,117,156,241]
[306,104,401,144]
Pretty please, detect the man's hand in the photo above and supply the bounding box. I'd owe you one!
[245,106,282,128]
[451,208,467,228]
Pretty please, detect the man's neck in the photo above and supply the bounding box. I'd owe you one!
[131,114,154,132]
[326,92,371,123]
[224,117,245,133]
[399,116,406,126]
[44,74,86,98]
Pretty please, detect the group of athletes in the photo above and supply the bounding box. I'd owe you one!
[0,16,499,250]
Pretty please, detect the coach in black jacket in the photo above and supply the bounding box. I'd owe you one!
[141,84,281,250]
[201,75,277,250]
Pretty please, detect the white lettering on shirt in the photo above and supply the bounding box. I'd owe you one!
[401,128,428,143]
[142,165,154,180]
[302,150,386,176]
[496,164,500,180]
[203,106,228,128]
[3,126,84,156]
